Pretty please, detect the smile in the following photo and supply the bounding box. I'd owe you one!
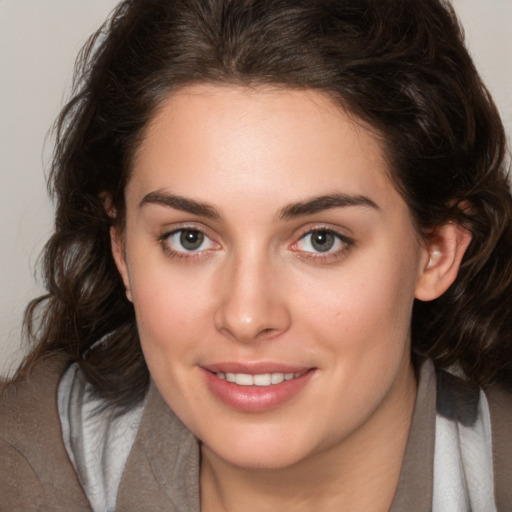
[216,371,305,386]
[204,367,315,412]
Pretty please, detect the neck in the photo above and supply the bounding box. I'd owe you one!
[200,362,417,512]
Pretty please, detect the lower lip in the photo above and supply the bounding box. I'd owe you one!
[201,368,315,413]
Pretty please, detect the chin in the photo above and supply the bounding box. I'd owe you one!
[200,427,320,471]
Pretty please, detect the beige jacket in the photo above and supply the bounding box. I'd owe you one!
[1,355,511,511]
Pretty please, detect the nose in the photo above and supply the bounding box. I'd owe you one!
[214,253,291,342]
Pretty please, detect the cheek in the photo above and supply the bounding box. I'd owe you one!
[297,245,420,357]
[128,266,221,419]
[128,264,213,361]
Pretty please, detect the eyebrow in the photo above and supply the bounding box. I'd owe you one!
[139,190,379,220]
[278,193,379,219]
[139,191,222,219]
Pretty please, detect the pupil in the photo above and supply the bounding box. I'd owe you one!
[311,231,335,252]
[180,230,204,250]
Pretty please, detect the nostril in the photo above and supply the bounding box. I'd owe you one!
[257,327,278,337]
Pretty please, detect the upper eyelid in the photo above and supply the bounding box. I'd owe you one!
[296,230,353,248]
[157,222,354,245]
[158,225,213,247]
[165,226,206,236]
[159,227,220,258]
[293,223,354,241]
[300,228,351,240]
[289,226,354,255]
[160,222,212,238]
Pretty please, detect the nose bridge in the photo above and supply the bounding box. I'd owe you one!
[214,245,290,341]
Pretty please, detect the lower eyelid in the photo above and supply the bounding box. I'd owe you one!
[159,227,222,258]
[158,226,352,260]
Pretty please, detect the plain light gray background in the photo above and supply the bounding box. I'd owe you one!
[1,0,511,377]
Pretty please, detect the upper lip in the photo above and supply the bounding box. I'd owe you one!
[202,362,313,374]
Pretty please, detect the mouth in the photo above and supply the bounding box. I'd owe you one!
[215,371,307,386]
[201,365,315,412]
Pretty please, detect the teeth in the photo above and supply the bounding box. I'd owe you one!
[235,373,254,386]
[253,374,272,386]
[216,371,304,386]
[271,373,284,385]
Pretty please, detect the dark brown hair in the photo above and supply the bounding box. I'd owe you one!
[18,0,512,408]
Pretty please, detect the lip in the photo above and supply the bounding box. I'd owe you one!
[204,361,311,374]
[200,362,316,413]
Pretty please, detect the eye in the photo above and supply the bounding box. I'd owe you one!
[162,228,217,254]
[293,229,352,255]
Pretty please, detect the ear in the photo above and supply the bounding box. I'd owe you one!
[110,226,133,302]
[415,222,472,301]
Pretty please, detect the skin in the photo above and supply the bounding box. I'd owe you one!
[112,85,470,511]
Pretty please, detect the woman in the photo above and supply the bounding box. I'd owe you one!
[1,0,511,510]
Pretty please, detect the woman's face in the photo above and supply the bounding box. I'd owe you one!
[113,85,431,470]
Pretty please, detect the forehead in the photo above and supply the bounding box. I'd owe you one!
[129,84,397,212]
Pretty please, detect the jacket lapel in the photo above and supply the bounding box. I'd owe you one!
[116,381,201,512]
[389,359,436,511]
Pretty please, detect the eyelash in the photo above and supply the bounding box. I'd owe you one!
[158,226,354,262]
[290,227,354,262]
[158,226,218,260]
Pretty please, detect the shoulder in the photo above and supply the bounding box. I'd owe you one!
[484,383,512,509]
[0,354,91,511]
[433,367,512,509]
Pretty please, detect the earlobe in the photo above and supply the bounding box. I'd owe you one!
[415,222,472,301]
[110,226,133,302]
